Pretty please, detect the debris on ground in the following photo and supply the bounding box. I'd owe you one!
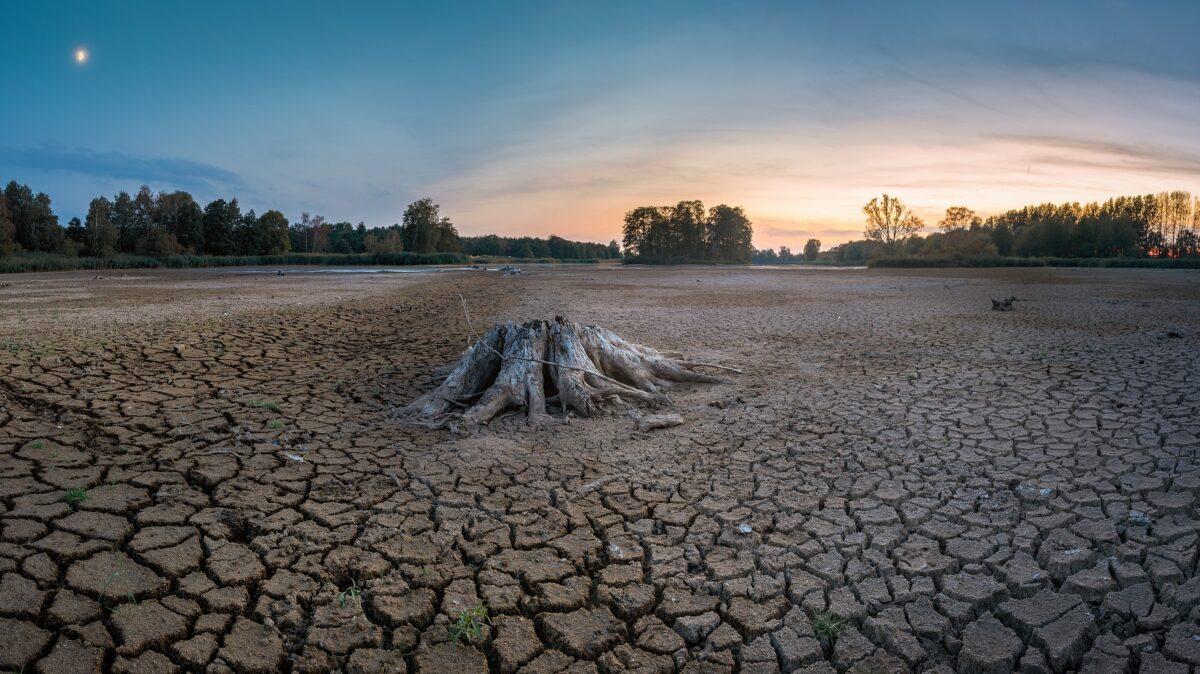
[636,412,685,432]
[991,295,1017,311]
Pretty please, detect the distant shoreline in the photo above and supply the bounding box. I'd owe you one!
[0,252,617,274]
[867,256,1200,269]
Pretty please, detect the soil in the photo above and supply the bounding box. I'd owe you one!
[0,264,1198,672]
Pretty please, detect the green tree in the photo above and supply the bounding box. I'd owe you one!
[0,195,16,257]
[202,198,241,255]
[157,191,204,252]
[65,217,86,244]
[111,191,136,252]
[254,210,291,255]
[400,198,448,253]
[4,181,65,253]
[129,185,157,254]
[85,197,118,257]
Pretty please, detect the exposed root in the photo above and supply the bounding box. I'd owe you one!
[401,316,732,428]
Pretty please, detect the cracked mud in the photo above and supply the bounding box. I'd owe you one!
[1,266,1198,673]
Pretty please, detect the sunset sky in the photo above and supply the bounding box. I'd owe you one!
[2,1,1198,248]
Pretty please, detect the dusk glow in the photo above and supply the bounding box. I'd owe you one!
[3,1,1199,248]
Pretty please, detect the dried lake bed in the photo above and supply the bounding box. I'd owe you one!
[1,265,1198,672]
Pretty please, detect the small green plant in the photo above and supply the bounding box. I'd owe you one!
[267,420,283,430]
[248,399,281,412]
[29,440,44,449]
[97,565,135,611]
[449,604,489,646]
[63,487,89,506]
[813,612,845,642]
[337,579,366,608]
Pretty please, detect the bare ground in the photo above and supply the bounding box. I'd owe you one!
[1,265,1198,673]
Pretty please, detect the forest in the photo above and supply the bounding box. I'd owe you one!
[0,183,617,262]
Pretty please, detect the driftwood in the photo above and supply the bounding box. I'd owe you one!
[636,413,685,432]
[402,316,734,429]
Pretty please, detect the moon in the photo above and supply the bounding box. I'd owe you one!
[75,48,89,64]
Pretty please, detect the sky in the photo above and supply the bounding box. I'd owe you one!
[2,1,1199,249]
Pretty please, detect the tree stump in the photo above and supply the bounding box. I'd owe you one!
[402,316,733,429]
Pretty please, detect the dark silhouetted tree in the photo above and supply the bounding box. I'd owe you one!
[803,239,821,260]
[707,204,753,262]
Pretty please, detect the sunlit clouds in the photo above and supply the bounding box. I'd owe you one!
[437,63,1200,248]
[3,2,1199,248]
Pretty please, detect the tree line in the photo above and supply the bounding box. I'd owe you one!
[460,234,620,259]
[770,191,1199,264]
[0,183,614,260]
[622,200,753,263]
[752,238,822,263]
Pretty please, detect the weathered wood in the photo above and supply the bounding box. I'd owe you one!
[637,413,685,432]
[400,316,731,428]
[548,317,664,416]
[403,322,505,422]
[461,320,548,426]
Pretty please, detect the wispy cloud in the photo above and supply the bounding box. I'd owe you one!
[992,134,1200,177]
[0,143,249,194]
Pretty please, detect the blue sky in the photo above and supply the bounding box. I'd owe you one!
[2,1,1198,246]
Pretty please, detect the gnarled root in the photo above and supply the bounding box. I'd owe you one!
[400,316,731,428]
[404,323,504,422]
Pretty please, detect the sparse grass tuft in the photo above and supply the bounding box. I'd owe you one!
[449,603,489,646]
[30,440,45,449]
[248,399,281,412]
[63,487,89,506]
[267,420,283,430]
[337,579,366,608]
[812,612,845,642]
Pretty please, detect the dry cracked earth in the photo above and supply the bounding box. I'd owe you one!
[1,265,1198,674]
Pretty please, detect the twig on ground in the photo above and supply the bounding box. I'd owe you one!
[576,475,619,495]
